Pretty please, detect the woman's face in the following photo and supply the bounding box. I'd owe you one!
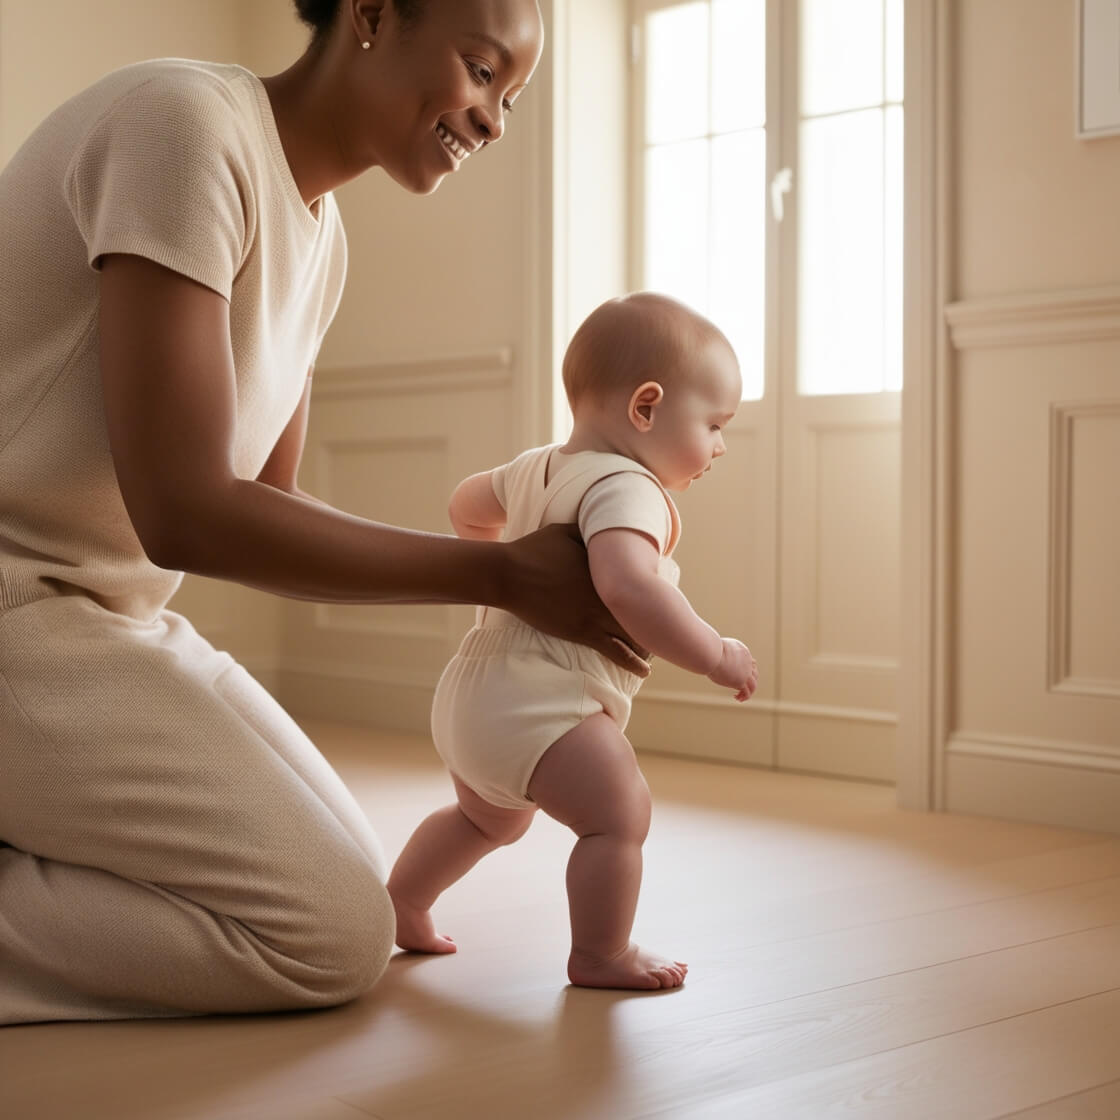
[354,0,543,194]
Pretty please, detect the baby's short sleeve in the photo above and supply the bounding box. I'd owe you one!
[63,73,250,300]
[579,472,673,555]
[489,462,510,510]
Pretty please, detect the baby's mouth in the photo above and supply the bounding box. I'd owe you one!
[435,122,470,161]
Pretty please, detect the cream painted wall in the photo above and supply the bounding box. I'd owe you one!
[940,0,1120,832]
[0,0,239,163]
[955,0,1120,297]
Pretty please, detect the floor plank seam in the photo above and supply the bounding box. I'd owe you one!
[738,875,1120,952]
[992,1074,1120,1119]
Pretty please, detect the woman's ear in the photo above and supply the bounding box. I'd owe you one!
[350,0,388,48]
[628,381,664,432]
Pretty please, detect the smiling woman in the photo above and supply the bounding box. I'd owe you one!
[0,0,655,1027]
[262,0,543,197]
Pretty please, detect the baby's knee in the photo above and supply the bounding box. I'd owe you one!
[617,781,653,844]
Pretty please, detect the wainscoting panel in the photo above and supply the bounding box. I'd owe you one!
[944,287,1120,833]
[277,350,515,731]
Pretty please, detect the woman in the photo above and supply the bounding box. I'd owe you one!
[0,0,645,1024]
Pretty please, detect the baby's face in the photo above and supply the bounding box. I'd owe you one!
[643,340,742,492]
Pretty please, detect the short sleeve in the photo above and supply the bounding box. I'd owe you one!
[490,461,510,510]
[63,74,251,299]
[579,472,673,555]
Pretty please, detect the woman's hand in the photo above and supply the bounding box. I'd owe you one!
[502,524,651,677]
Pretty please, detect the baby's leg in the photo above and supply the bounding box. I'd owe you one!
[387,775,535,953]
[527,713,687,991]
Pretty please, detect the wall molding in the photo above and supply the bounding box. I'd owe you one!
[640,688,897,727]
[312,347,514,400]
[1048,399,1120,700]
[948,731,1120,776]
[945,285,1120,350]
[897,0,949,811]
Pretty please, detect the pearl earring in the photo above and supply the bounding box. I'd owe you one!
[361,41,370,49]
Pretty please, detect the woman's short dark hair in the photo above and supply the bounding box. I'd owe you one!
[294,0,426,43]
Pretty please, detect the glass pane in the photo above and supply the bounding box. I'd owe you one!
[646,3,710,143]
[712,0,766,132]
[884,105,903,390]
[885,0,904,103]
[798,110,887,395]
[801,0,884,116]
[710,129,766,400]
[645,139,710,318]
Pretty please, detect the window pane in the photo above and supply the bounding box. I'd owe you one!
[711,130,766,400]
[712,0,766,132]
[646,3,710,143]
[798,110,888,395]
[801,0,884,116]
[884,105,903,390]
[885,0,904,103]
[645,139,710,317]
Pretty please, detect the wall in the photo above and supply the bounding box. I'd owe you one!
[938,0,1120,831]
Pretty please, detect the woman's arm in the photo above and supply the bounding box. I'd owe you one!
[255,372,319,502]
[97,254,648,674]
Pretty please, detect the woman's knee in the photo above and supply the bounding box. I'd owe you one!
[269,859,396,1008]
[319,868,396,1001]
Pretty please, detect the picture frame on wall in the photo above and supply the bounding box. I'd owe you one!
[1077,0,1120,137]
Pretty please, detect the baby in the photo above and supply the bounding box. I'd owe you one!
[387,292,758,990]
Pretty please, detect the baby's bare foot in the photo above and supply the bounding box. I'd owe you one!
[568,943,687,990]
[392,897,456,954]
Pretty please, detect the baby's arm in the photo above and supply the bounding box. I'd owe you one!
[448,471,506,541]
[587,528,758,701]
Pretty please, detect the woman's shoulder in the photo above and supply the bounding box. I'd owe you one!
[80,59,259,137]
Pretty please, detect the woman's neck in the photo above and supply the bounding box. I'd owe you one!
[260,47,364,208]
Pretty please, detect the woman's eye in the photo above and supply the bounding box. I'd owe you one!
[502,99,515,114]
[468,60,494,84]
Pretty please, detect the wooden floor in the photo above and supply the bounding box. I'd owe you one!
[3,720,1119,1120]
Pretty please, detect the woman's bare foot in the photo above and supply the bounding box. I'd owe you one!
[392,897,456,954]
[568,943,687,990]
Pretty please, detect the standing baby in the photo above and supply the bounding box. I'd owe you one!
[388,292,759,990]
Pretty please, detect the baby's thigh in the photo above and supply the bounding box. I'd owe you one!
[526,712,651,840]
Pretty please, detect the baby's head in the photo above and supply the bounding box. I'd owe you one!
[562,293,742,491]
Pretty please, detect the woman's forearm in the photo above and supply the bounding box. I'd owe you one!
[151,476,506,606]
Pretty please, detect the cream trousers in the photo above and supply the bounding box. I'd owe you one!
[0,595,394,1024]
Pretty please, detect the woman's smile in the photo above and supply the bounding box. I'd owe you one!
[435,121,471,163]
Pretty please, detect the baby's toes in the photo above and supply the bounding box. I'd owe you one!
[654,964,686,988]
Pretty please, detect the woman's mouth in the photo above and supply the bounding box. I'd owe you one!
[435,122,470,162]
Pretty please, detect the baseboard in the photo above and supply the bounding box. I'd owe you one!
[946,733,1120,835]
[276,664,434,736]
[627,690,896,783]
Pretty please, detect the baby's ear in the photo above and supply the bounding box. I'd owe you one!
[628,381,664,432]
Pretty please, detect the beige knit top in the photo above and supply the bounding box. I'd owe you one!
[0,59,347,621]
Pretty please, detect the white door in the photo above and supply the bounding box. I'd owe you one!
[627,0,902,783]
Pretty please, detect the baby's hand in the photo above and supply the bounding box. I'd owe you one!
[708,638,759,702]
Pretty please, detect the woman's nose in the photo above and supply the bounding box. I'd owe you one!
[473,100,505,145]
